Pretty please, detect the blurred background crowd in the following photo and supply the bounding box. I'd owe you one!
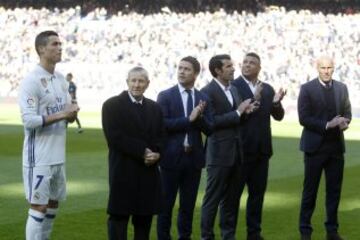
[0,0,359,116]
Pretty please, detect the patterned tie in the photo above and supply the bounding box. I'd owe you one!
[185,89,193,146]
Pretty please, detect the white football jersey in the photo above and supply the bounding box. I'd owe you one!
[18,65,71,167]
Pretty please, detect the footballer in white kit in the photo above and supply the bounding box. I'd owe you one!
[19,65,70,204]
[18,30,79,240]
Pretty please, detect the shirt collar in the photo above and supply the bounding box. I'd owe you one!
[127,91,143,104]
[243,75,259,87]
[318,78,332,87]
[214,78,231,91]
[178,83,194,94]
[36,64,55,79]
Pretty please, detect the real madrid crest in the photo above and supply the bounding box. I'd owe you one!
[40,78,47,88]
[34,192,41,200]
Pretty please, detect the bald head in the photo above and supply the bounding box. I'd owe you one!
[316,56,334,82]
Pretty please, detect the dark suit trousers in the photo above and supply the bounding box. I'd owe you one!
[108,214,153,240]
[157,153,202,240]
[238,155,269,236]
[200,163,242,240]
[299,150,344,235]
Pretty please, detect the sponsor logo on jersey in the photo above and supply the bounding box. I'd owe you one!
[40,78,47,88]
[27,98,35,108]
[47,103,66,115]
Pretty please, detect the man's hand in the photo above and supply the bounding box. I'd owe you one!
[144,148,160,166]
[326,116,350,130]
[189,100,207,122]
[245,100,260,114]
[64,103,79,122]
[237,98,253,114]
[273,87,287,104]
[338,117,350,131]
[253,82,263,101]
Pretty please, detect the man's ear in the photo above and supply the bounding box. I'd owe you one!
[214,67,222,76]
[38,45,45,56]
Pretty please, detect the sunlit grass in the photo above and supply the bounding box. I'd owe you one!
[1,103,359,239]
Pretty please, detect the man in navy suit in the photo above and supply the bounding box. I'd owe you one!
[200,54,257,240]
[157,56,213,240]
[232,52,286,240]
[298,56,351,240]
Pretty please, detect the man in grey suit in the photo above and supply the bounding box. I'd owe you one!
[298,56,351,240]
[200,54,257,240]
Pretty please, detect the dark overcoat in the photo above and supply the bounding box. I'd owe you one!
[102,91,164,215]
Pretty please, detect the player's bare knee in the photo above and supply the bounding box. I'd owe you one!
[30,204,47,213]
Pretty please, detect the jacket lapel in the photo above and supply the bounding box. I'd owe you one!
[123,91,147,131]
[315,78,327,106]
[194,89,201,106]
[333,81,340,114]
[230,85,241,107]
[211,80,233,110]
[173,86,186,117]
[239,77,254,99]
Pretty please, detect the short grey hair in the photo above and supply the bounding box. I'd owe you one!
[127,66,149,81]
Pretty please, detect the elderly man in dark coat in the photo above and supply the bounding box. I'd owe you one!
[102,66,165,240]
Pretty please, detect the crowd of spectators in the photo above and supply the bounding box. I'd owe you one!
[0,0,359,14]
[0,4,359,115]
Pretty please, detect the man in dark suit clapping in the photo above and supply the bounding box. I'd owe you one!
[157,56,213,240]
[298,56,351,240]
[200,54,257,240]
[232,52,286,240]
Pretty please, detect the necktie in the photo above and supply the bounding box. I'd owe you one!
[185,89,193,146]
[185,89,193,117]
[321,80,331,89]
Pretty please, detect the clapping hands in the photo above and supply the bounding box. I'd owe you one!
[189,100,207,122]
[273,87,287,104]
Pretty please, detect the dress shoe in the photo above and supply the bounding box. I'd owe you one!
[247,233,264,240]
[301,234,311,240]
[326,233,344,240]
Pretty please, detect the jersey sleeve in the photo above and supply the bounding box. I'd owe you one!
[18,78,44,129]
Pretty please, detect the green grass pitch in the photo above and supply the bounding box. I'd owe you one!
[0,104,359,239]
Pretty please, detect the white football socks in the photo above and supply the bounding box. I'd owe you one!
[26,209,45,240]
[42,208,58,240]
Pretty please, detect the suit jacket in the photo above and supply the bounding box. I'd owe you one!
[157,85,213,169]
[201,80,243,167]
[298,78,352,153]
[102,91,165,215]
[232,76,284,157]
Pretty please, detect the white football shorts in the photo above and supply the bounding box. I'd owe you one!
[23,164,66,204]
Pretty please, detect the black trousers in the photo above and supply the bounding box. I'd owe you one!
[299,150,344,235]
[157,153,201,240]
[201,164,242,240]
[238,154,269,236]
[108,214,153,240]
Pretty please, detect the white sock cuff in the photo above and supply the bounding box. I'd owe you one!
[45,208,58,218]
[28,209,45,222]
[28,209,45,218]
[46,208,58,215]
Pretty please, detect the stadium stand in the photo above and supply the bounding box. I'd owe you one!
[0,1,359,115]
